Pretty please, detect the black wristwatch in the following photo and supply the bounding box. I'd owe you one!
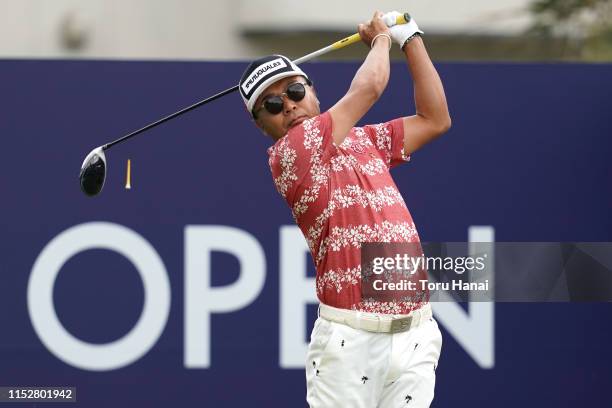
[401,32,422,51]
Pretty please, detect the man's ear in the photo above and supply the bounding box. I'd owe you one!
[313,89,320,106]
[306,80,319,105]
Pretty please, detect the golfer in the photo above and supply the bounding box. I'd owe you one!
[239,11,450,408]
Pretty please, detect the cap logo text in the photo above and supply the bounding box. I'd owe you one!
[241,58,288,96]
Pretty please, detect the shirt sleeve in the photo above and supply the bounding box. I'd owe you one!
[363,118,410,169]
[267,111,334,205]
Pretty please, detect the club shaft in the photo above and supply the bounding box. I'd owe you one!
[104,85,238,150]
[293,44,336,65]
[101,13,410,151]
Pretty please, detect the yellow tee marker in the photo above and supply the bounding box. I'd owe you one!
[125,159,131,190]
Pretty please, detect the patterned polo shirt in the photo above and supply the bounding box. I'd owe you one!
[268,111,426,314]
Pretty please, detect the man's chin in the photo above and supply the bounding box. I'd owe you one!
[288,116,309,129]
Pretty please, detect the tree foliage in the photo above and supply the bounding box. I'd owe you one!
[528,0,612,59]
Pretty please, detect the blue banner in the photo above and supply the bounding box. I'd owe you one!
[1,59,611,406]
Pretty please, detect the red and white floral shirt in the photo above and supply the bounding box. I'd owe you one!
[268,111,426,314]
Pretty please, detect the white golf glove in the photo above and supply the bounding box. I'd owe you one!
[382,11,424,49]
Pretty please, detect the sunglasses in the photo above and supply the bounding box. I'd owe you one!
[253,81,310,118]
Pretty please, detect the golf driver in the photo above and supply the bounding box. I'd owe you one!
[79,13,412,196]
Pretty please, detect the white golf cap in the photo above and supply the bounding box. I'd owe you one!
[239,54,309,114]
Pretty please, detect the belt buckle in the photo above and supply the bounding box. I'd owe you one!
[389,316,412,333]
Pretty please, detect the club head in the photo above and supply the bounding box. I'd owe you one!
[79,146,107,196]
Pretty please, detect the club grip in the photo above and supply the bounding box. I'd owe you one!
[321,12,413,53]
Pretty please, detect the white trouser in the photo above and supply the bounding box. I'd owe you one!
[306,305,442,408]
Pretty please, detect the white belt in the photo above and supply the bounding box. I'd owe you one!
[319,303,432,334]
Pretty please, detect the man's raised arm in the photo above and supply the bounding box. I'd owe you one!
[388,12,451,155]
[328,11,392,146]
